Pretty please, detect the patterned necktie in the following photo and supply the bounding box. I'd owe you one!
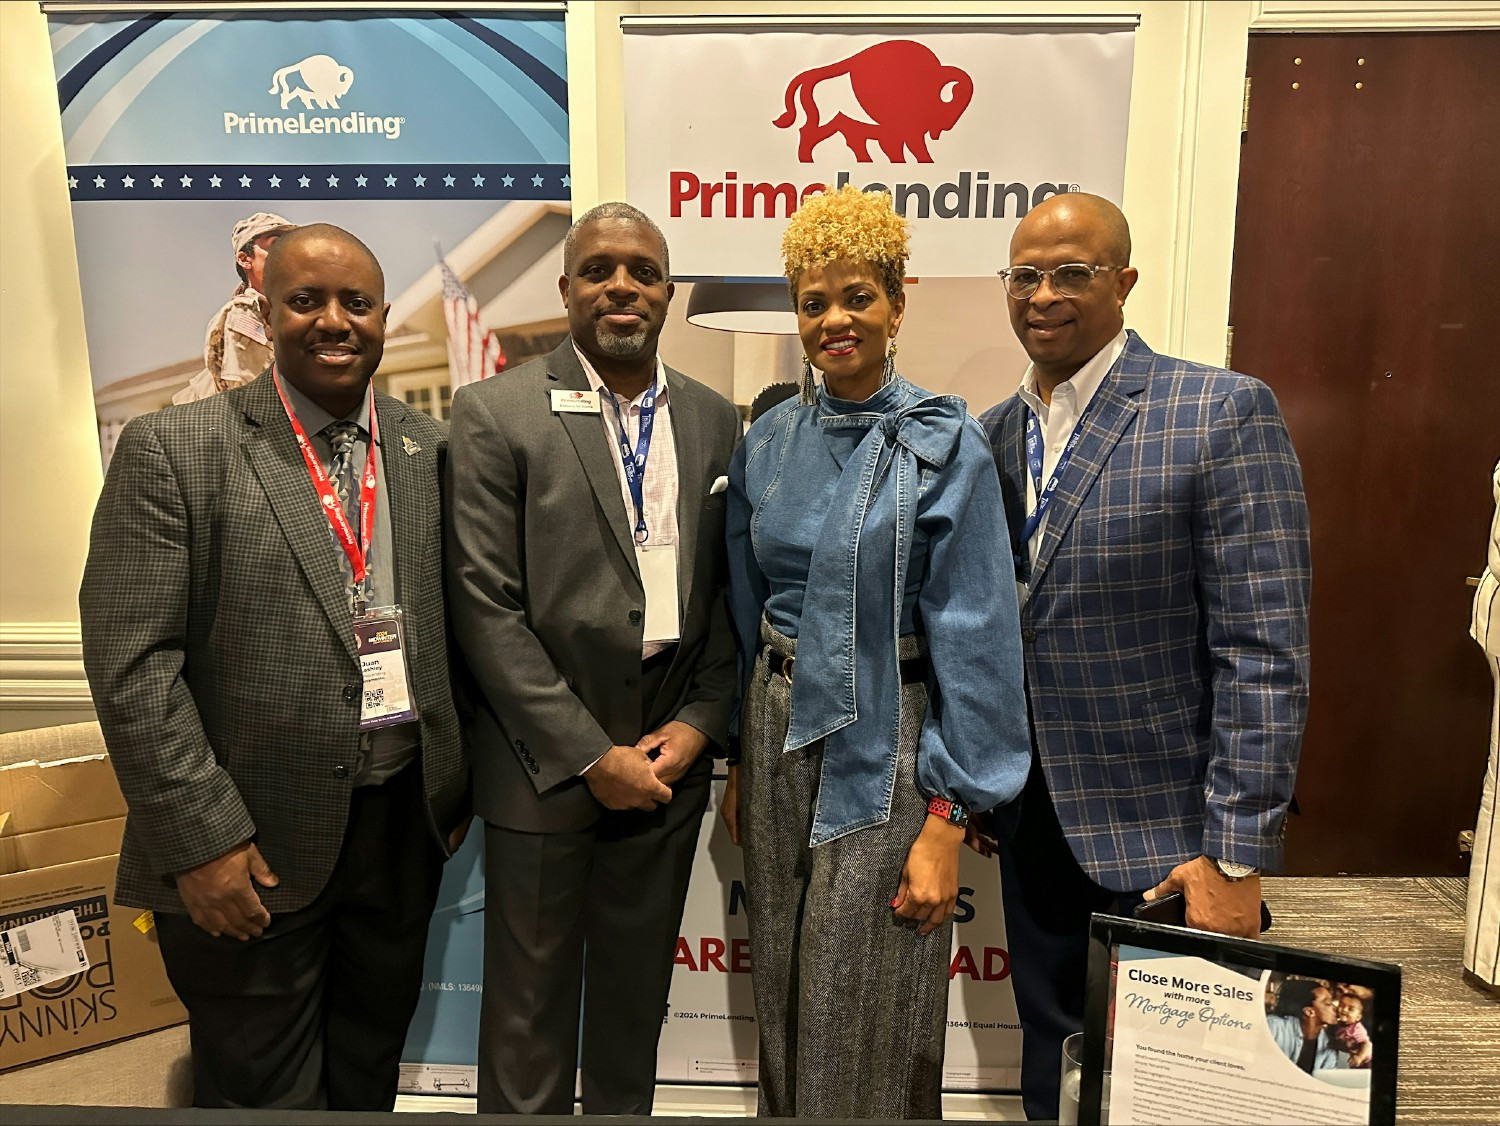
[322,421,365,611]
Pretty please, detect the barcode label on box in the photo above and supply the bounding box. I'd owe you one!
[0,909,89,999]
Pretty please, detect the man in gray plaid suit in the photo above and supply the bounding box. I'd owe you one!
[80,224,468,1110]
[980,194,1311,1119]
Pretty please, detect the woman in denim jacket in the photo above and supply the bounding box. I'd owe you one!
[722,186,1031,1118]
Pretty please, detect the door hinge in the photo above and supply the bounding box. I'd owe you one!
[1225,326,1235,369]
[1242,77,1252,133]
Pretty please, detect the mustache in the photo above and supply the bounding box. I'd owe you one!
[595,306,652,322]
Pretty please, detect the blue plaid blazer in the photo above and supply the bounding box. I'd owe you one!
[979,331,1311,892]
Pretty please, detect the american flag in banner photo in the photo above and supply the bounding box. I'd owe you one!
[439,255,505,387]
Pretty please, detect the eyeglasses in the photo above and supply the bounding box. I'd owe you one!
[997,263,1121,300]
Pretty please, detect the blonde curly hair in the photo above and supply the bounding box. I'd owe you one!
[781,184,909,302]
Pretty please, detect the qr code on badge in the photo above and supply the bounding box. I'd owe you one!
[364,686,385,711]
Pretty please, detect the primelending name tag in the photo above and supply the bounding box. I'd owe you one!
[551,388,602,414]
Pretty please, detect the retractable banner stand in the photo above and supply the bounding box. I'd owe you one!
[663,781,1022,1091]
[623,20,1135,280]
[627,18,1136,1094]
[44,3,568,1098]
[46,4,570,469]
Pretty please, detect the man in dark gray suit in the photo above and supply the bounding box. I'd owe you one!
[80,224,468,1110]
[446,202,740,1114]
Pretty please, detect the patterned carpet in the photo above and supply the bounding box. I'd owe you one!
[2,877,1492,1121]
[1263,876,1499,1123]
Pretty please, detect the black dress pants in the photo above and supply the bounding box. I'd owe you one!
[997,763,1143,1121]
[477,758,710,1115]
[154,762,444,1110]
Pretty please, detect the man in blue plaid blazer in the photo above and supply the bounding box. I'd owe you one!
[979,195,1310,1118]
[81,225,468,1110]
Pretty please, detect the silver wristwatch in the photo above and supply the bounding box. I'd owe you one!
[1213,858,1258,881]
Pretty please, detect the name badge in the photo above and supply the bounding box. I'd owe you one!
[639,542,681,644]
[353,606,419,730]
[551,388,602,414]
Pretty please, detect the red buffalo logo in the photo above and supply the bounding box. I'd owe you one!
[773,40,974,164]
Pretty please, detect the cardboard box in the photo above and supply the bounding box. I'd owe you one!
[0,754,187,1070]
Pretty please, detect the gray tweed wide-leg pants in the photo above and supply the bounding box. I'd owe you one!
[741,617,951,1120]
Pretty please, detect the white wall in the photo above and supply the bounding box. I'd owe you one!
[3,0,1496,729]
[659,283,739,400]
[1,4,102,730]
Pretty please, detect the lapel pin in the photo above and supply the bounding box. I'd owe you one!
[402,436,422,456]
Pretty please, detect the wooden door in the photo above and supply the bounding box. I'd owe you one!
[1228,31,1500,875]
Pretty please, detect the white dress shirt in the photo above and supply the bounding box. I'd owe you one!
[573,345,681,658]
[1015,329,1127,585]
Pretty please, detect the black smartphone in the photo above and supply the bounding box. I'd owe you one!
[1133,892,1187,926]
[1132,893,1274,933]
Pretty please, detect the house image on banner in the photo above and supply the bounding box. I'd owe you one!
[90,200,571,464]
[380,200,572,421]
[93,359,203,464]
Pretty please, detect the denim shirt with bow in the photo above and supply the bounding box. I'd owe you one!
[727,376,1031,846]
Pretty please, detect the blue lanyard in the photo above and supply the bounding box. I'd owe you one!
[1018,384,1102,558]
[605,380,657,544]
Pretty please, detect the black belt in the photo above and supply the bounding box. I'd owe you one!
[761,645,929,686]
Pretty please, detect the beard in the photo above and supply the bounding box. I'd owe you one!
[593,319,651,358]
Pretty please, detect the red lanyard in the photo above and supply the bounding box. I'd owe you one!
[274,369,378,590]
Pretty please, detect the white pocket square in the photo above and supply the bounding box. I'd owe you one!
[709,475,729,496]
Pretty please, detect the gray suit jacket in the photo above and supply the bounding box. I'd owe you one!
[446,341,740,833]
[80,371,468,913]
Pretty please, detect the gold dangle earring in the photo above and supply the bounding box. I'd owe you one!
[799,356,818,405]
[883,341,898,385]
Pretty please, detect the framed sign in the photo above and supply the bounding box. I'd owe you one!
[1082,915,1400,1126]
